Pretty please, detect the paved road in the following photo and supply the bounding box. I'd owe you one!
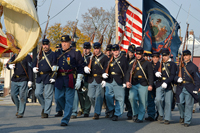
[0,97,200,133]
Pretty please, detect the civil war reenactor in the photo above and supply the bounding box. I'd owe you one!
[105,44,113,58]
[32,39,56,118]
[84,42,109,120]
[53,35,84,126]
[154,48,177,124]
[175,50,200,127]
[77,42,92,117]
[6,47,33,118]
[55,44,61,50]
[126,47,154,123]
[104,44,128,121]
[124,44,135,120]
[145,51,160,121]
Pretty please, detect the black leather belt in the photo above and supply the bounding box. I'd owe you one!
[182,81,193,84]
[90,74,102,77]
[110,72,120,75]
[58,71,74,76]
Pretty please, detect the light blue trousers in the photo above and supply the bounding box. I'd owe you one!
[155,86,173,121]
[105,80,125,117]
[55,87,75,124]
[72,90,79,116]
[88,79,104,115]
[129,83,148,120]
[35,82,54,114]
[177,87,194,124]
[11,81,28,116]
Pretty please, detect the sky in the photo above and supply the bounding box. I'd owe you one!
[2,0,200,38]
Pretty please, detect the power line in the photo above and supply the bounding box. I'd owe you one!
[171,0,200,23]
[40,0,75,26]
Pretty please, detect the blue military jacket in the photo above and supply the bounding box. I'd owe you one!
[86,52,109,84]
[155,60,177,90]
[106,54,128,85]
[54,47,84,89]
[33,49,56,85]
[7,54,33,82]
[174,61,200,103]
[152,61,160,90]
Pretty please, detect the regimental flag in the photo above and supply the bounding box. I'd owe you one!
[117,0,142,52]
[143,0,181,60]
[0,0,41,63]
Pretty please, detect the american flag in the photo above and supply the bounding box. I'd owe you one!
[0,29,9,55]
[117,0,142,52]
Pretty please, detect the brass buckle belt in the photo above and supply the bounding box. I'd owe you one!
[182,81,193,84]
[38,71,52,75]
[133,75,144,79]
[110,72,120,75]
[91,74,102,77]
[14,75,27,78]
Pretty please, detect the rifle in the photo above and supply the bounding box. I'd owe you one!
[89,27,97,46]
[105,54,114,74]
[88,52,95,71]
[98,25,108,45]
[140,13,150,48]
[178,23,189,78]
[71,19,79,42]
[118,27,126,46]
[36,0,52,67]
[129,58,137,82]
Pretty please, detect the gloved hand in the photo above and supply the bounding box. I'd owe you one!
[75,74,84,90]
[33,67,39,73]
[122,83,126,89]
[161,82,167,89]
[49,79,55,83]
[193,91,198,94]
[28,81,32,88]
[177,77,183,83]
[9,64,15,69]
[52,65,59,72]
[101,81,106,88]
[84,66,91,74]
[102,73,109,79]
[155,72,162,78]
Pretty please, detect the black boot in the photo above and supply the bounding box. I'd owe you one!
[55,111,63,117]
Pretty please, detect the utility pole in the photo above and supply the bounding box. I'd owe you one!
[32,0,37,103]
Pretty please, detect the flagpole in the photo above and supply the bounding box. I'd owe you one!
[115,0,118,43]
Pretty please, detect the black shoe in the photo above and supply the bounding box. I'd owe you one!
[84,114,89,117]
[42,113,48,118]
[132,115,138,122]
[55,111,63,117]
[60,123,68,126]
[125,107,128,111]
[184,123,189,127]
[112,115,118,121]
[179,117,184,123]
[105,114,109,118]
[145,116,154,121]
[93,113,99,120]
[127,116,132,120]
[109,110,115,118]
[164,120,170,124]
[70,115,77,119]
[158,115,163,121]
[17,115,23,118]
[135,119,143,123]
[41,109,44,118]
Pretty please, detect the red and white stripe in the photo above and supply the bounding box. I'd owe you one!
[0,28,8,54]
[118,5,142,51]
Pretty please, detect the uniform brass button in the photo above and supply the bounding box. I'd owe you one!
[41,64,43,66]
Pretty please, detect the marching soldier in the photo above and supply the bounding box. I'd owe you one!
[84,42,109,120]
[104,44,128,121]
[77,42,92,117]
[105,44,112,58]
[145,51,160,121]
[175,50,200,127]
[32,39,56,118]
[54,35,84,126]
[154,48,177,124]
[125,44,135,120]
[7,47,33,118]
[126,47,154,123]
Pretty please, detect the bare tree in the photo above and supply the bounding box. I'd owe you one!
[80,7,116,49]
